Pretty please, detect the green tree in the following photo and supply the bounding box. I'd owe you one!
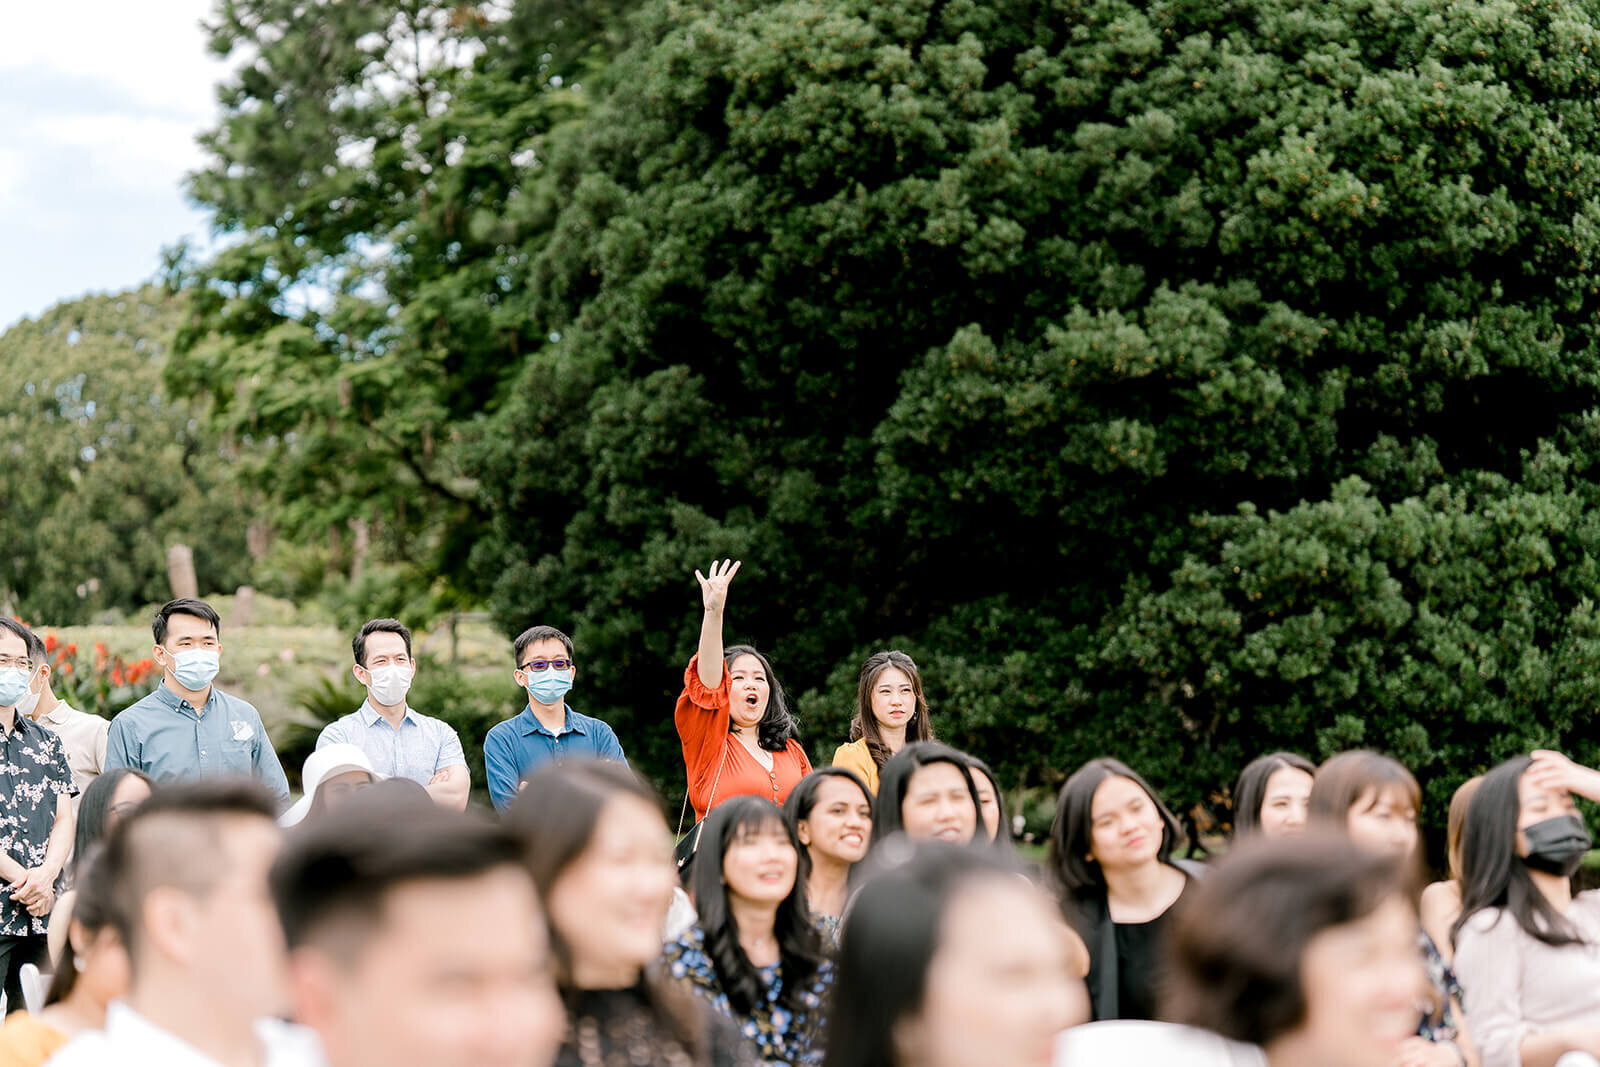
[0,288,256,622]
[469,0,1600,824]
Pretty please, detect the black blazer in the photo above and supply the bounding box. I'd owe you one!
[1074,858,1206,1021]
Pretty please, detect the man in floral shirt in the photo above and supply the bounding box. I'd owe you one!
[0,619,76,1013]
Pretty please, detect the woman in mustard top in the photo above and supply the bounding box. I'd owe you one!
[831,651,932,795]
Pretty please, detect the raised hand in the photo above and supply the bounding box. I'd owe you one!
[695,559,742,614]
[1528,749,1600,802]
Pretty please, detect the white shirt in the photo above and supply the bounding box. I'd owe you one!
[36,701,109,797]
[47,1002,325,1067]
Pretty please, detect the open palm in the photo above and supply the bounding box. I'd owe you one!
[696,559,741,613]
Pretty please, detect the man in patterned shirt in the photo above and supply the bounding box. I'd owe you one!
[0,618,76,1012]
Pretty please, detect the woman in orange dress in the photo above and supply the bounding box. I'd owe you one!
[675,560,813,824]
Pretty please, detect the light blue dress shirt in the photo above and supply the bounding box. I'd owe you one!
[106,684,290,808]
[316,702,468,786]
[483,703,628,811]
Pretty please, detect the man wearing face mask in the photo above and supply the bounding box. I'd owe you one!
[105,598,290,809]
[482,625,628,811]
[16,627,110,803]
[315,619,469,811]
[0,619,78,1012]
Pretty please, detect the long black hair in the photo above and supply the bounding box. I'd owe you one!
[689,796,824,1018]
[1231,752,1316,837]
[873,741,982,844]
[1452,755,1584,949]
[783,767,874,889]
[1047,757,1184,913]
[821,843,1025,1067]
[850,651,933,770]
[724,644,799,752]
[964,754,1014,852]
[74,768,155,877]
[47,845,116,1007]
[508,761,710,1058]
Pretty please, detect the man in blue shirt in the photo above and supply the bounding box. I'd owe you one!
[105,598,290,810]
[483,625,627,811]
[316,618,470,810]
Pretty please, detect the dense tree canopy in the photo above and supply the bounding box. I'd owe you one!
[168,0,1600,826]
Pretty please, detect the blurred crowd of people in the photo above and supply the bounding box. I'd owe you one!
[0,560,1595,1066]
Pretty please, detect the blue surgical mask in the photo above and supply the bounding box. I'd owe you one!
[0,669,29,709]
[525,667,574,706]
[166,648,220,691]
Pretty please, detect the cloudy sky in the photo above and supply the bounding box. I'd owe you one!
[0,0,230,331]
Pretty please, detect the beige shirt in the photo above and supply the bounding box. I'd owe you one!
[35,701,109,798]
[1454,891,1600,1067]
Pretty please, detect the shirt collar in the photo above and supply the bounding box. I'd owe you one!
[357,701,416,728]
[151,683,217,717]
[40,700,73,725]
[517,704,587,739]
[0,712,37,742]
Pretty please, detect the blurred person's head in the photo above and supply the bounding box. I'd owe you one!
[1453,756,1590,950]
[1165,833,1425,1067]
[875,742,981,846]
[1445,775,1484,884]
[17,625,57,719]
[273,803,564,1067]
[822,843,1085,1067]
[94,780,285,1026]
[1049,757,1183,902]
[282,745,381,827]
[1233,752,1316,838]
[689,796,823,1019]
[963,756,1010,846]
[46,849,131,1018]
[509,761,712,1057]
[74,768,155,874]
[1308,751,1420,861]
[851,651,933,767]
[784,768,873,882]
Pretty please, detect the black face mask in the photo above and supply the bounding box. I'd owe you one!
[1523,814,1592,878]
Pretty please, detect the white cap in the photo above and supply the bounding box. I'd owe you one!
[280,743,384,827]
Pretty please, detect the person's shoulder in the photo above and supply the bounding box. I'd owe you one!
[832,738,866,760]
[1458,905,1511,939]
[112,690,164,721]
[214,690,264,719]
[41,1028,110,1067]
[484,711,523,744]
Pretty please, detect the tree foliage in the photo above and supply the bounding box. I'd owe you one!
[174,0,1600,826]
[0,288,256,621]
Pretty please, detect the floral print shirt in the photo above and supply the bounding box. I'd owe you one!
[0,714,75,934]
[664,926,833,1067]
[1418,929,1463,1043]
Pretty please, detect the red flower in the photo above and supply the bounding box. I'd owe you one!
[43,635,58,654]
[64,643,76,657]
[59,662,73,676]
[110,668,124,687]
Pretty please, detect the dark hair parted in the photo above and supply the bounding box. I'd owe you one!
[850,651,932,771]
[0,618,35,659]
[507,761,711,1058]
[964,754,1014,852]
[1048,758,1184,913]
[514,625,574,666]
[1452,756,1585,950]
[821,843,1028,1067]
[1308,750,1421,826]
[1164,832,1413,1048]
[352,618,412,667]
[1232,752,1316,837]
[85,779,279,968]
[689,796,824,1019]
[273,802,526,959]
[784,768,874,889]
[152,597,221,645]
[74,768,155,877]
[873,742,982,844]
[724,644,800,752]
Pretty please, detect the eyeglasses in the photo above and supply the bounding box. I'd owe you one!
[518,659,573,672]
[0,658,31,672]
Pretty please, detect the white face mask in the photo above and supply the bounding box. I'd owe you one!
[14,671,41,719]
[364,664,414,707]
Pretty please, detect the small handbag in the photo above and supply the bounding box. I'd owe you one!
[675,747,727,872]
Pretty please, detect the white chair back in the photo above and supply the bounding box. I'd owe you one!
[1056,1020,1266,1066]
[19,963,47,1015]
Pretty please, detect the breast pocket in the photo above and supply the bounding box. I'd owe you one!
[220,720,257,774]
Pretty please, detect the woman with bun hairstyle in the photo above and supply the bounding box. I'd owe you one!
[831,652,932,796]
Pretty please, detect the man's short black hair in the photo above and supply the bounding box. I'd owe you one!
[152,598,222,645]
[352,618,413,667]
[271,800,527,962]
[79,779,280,968]
[513,625,574,667]
[0,618,37,661]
